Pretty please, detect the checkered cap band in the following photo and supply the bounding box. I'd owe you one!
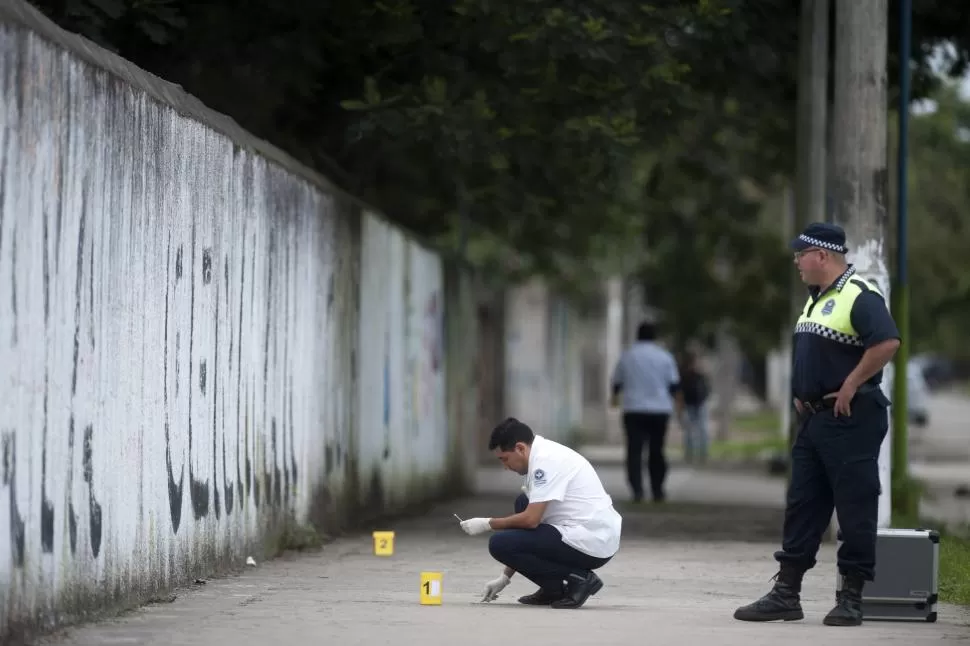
[795,321,863,347]
[799,234,846,254]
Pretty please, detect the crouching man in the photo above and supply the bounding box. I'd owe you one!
[458,417,622,609]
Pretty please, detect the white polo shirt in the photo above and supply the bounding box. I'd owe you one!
[524,435,622,559]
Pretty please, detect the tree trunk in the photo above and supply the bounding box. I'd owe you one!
[786,0,830,450]
[831,0,892,529]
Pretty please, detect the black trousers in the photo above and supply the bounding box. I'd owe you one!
[775,393,889,581]
[622,412,670,501]
[488,494,612,591]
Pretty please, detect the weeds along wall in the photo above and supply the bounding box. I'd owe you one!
[0,0,478,637]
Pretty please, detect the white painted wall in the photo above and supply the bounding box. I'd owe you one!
[603,277,625,442]
[357,213,448,505]
[504,281,551,435]
[503,279,584,444]
[0,6,472,638]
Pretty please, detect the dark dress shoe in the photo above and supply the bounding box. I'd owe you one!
[550,572,604,609]
[517,587,566,605]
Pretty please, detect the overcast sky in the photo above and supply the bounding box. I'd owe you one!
[913,42,970,114]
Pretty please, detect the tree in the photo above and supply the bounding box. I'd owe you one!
[24,0,970,304]
[28,0,745,268]
[890,83,970,361]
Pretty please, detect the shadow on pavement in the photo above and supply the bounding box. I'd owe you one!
[395,495,785,545]
[614,501,784,542]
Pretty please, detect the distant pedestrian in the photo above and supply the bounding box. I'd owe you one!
[679,351,710,464]
[610,321,682,503]
[733,222,900,627]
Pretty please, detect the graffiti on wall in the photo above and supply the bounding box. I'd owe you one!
[161,226,302,536]
[0,12,471,638]
[0,212,314,577]
[0,55,339,583]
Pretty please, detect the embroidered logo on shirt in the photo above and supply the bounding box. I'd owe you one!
[533,469,545,484]
[821,299,835,316]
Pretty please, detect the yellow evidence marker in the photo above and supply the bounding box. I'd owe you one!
[420,571,443,605]
[373,531,395,556]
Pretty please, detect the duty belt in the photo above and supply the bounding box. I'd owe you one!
[798,384,880,415]
[801,398,835,415]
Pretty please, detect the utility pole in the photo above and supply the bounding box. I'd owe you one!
[830,0,892,528]
[787,0,830,454]
[795,0,830,236]
[891,0,913,520]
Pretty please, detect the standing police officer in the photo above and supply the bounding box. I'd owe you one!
[733,222,901,627]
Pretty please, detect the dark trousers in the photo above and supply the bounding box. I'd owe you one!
[487,494,612,591]
[622,412,670,501]
[775,394,889,581]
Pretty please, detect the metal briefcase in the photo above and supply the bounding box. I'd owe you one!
[835,527,940,622]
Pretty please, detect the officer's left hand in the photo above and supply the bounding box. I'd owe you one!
[827,382,858,417]
[481,573,511,602]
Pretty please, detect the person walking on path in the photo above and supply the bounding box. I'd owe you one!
[609,321,682,503]
[679,351,711,465]
[733,222,901,627]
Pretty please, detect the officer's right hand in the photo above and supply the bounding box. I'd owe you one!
[793,398,804,415]
[460,517,493,535]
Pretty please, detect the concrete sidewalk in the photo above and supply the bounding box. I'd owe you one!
[32,465,970,645]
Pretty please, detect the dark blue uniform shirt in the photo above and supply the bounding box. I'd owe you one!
[791,267,901,401]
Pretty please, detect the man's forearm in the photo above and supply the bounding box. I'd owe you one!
[845,340,900,389]
[490,511,539,531]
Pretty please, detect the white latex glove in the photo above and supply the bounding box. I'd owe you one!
[459,517,493,535]
[481,573,511,602]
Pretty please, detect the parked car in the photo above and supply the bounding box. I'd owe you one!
[909,352,959,390]
[907,364,930,427]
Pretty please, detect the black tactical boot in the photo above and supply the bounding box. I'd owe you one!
[733,564,805,622]
[823,573,864,626]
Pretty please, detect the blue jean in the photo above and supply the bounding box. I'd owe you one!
[683,404,708,463]
[487,494,612,591]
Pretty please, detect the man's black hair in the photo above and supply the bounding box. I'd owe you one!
[488,417,535,451]
[637,321,657,341]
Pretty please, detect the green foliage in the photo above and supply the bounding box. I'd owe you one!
[324,0,741,273]
[26,0,970,341]
[940,532,970,606]
[889,84,970,361]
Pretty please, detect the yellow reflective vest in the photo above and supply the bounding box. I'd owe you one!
[794,273,884,348]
